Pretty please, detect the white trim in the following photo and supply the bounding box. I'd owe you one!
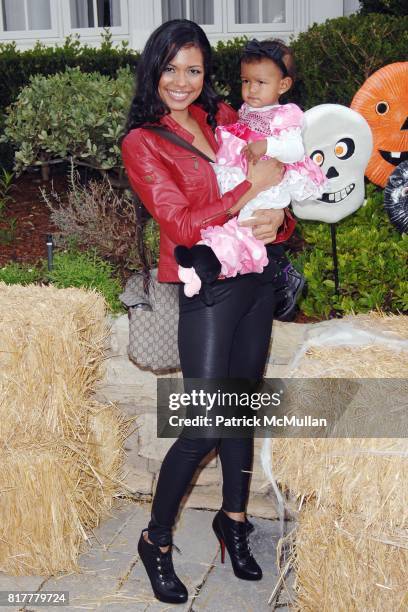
[294,0,310,34]
[0,0,59,39]
[61,0,129,37]
[227,0,294,33]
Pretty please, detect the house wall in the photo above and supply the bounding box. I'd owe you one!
[0,0,360,52]
[344,0,361,16]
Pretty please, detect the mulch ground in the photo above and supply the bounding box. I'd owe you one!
[0,168,64,267]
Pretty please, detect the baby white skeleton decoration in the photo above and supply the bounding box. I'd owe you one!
[292,104,373,223]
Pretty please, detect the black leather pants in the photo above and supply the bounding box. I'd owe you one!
[147,248,280,546]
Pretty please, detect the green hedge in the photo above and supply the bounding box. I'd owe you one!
[213,13,408,110]
[289,13,408,109]
[0,31,138,112]
[359,0,408,16]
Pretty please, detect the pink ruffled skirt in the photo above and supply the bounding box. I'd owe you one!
[199,218,268,277]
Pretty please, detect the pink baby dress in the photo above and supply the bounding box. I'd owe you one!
[199,103,326,276]
[178,103,327,295]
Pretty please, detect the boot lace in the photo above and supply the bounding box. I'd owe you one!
[233,531,253,561]
[156,543,182,582]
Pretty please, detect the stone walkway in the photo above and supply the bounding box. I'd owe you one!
[0,502,295,611]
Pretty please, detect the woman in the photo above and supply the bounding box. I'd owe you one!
[121,19,291,605]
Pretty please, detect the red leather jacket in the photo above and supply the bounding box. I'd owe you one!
[121,102,292,282]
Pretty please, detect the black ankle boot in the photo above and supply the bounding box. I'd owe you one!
[212,510,262,580]
[137,530,188,604]
[246,517,255,534]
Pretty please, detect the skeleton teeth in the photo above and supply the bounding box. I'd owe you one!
[318,183,355,204]
[391,152,401,158]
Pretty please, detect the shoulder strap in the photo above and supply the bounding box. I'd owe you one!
[134,194,151,294]
[142,125,214,163]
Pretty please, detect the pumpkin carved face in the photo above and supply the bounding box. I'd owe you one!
[351,62,408,187]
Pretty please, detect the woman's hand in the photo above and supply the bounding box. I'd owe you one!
[238,208,285,244]
[246,158,284,193]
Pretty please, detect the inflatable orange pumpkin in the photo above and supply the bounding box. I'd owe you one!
[351,62,408,187]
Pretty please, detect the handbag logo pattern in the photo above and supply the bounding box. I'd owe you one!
[120,270,180,372]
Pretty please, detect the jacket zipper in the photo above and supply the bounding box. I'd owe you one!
[201,209,232,226]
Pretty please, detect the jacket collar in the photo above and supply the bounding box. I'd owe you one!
[160,104,218,152]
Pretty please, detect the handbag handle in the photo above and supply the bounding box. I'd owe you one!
[142,125,214,163]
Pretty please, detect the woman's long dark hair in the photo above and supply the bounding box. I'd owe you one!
[123,19,220,136]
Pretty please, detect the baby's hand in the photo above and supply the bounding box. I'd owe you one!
[242,140,268,164]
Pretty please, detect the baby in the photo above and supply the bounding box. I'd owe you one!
[176,39,327,320]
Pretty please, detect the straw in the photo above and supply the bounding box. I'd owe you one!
[0,283,129,575]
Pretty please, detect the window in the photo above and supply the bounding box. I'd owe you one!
[0,0,58,38]
[228,0,293,32]
[62,0,128,36]
[234,0,285,24]
[160,0,222,32]
[1,0,51,32]
[69,0,122,28]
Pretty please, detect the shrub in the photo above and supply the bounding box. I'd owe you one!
[2,65,134,174]
[293,184,408,318]
[0,261,45,285]
[0,248,124,313]
[212,36,248,109]
[47,249,124,313]
[289,13,408,109]
[1,14,407,175]
[0,31,138,172]
[41,165,139,269]
[0,31,138,113]
[0,168,16,244]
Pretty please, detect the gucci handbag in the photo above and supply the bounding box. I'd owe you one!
[119,268,180,372]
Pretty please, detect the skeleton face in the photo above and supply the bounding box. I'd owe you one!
[292,104,373,223]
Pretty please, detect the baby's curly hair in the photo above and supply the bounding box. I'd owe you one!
[241,38,296,82]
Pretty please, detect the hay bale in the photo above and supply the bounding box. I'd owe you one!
[0,446,82,575]
[0,283,128,575]
[271,438,408,530]
[292,345,408,378]
[0,283,109,442]
[289,312,408,378]
[85,401,129,515]
[269,315,408,525]
[264,314,408,609]
[292,505,408,612]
